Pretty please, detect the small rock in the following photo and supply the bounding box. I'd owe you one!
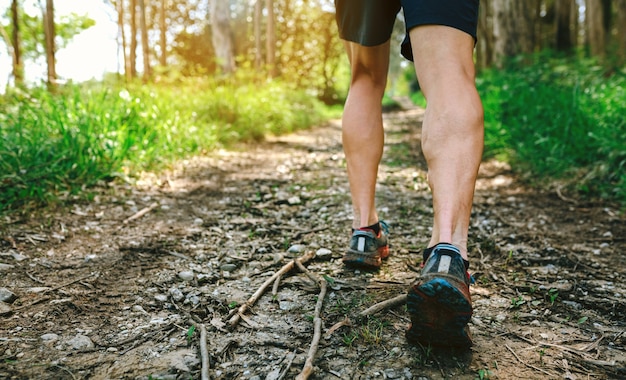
[193,218,204,226]
[11,252,28,261]
[287,196,301,205]
[0,301,12,316]
[178,271,194,282]
[315,248,332,260]
[41,333,59,342]
[154,294,168,302]
[169,288,185,302]
[384,368,400,379]
[0,263,15,271]
[220,263,237,272]
[68,334,94,350]
[0,288,17,303]
[287,244,305,254]
[279,301,295,311]
[132,305,148,314]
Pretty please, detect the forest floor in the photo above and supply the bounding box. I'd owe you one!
[1,101,625,380]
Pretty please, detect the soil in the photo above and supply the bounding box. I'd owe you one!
[1,101,625,380]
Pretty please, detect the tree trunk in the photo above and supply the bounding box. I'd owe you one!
[492,0,535,66]
[617,0,626,65]
[254,0,262,69]
[586,0,605,58]
[476,0,494,71]
[555,0,573,51]
[138,0,151,78]
[210,0,236,74]
[10,0,23,85]
[159,0,167,67]
[130,0,137,78]
[43,0,56,89]
[265,0,276,77]
[116,0,130,81]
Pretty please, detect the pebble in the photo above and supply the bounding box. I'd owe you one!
[0,263,15,271]
[40,333,59,342]
[0,301,12,316]
[169,288,185,302]
[0,288,17,303]
[178,271,195,282]
[287,196,301,205]
[68,334,95,350]
[287,244,305,254]
[315,248,332,260]
[154,294,168,302]
[220,263,238,272]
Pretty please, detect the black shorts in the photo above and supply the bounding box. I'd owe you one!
[335,0,479,61]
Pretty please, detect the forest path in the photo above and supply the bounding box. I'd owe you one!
[1,101,625,379]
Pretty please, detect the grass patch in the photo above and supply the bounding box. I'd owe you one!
[477,52,626,204]
[0,74,332,212]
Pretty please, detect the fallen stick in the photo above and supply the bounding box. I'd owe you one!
[123,202,159,224]
[228,251,316,327]
[199,323,211,380]
[359,294,407,317]
[296,278,327,380]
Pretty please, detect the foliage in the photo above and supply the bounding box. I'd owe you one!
[0,73,331,212]
[1,5,95,60]
[477,51,626,204]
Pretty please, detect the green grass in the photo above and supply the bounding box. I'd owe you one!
[477,52,626,204]
[406,51,625,205]
[0,74,333,212]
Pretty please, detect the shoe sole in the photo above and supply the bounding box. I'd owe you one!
[342,246,389,269]
[406,277,473,347]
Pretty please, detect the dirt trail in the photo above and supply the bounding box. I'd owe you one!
[1,102,625,380]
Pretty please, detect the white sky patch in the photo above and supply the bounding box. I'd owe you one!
[0,0,118,90]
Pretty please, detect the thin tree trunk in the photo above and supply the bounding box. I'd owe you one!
[265,0,276,77]
[130,0,137,78]
[43,0,56,89]
[617,0,626,65]
[476,0,494,71]
[116,0,130,81]
[138,0,150,78]
[210,0,236,74]
[586,0,605,58]
[254,0,262,69]
[492,0,535,66]
[555,0,573,51]
[10,0,23,85]
[159,0,167,67]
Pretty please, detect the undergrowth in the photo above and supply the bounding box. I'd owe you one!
[411,52,625,205]
[0,74,333,213]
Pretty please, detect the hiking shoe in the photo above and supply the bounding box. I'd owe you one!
[406,243,473,347]
[342,221,390,269]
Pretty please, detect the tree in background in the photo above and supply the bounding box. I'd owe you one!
[10,0,22,85]
[138,0,150,79]
[210,0,235,74]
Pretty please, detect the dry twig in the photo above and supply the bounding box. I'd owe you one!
[123,202,159,224]
[296,278,328,380]
[199,323,211,380]
[359,294,407,317]
[228,251,316,327]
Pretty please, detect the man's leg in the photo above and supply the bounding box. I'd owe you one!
[410,25,484,260]
[340,41,392,268]
[342,41,391,230]
[405,25,483,347]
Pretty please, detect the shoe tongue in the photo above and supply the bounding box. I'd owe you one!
[423,243,470,270]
